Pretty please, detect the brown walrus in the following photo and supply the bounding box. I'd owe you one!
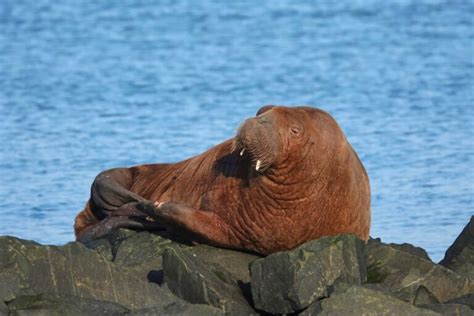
[74,105,370,255]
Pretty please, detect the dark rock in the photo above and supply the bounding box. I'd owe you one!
[0,236,178,309]
[363,283,440,307]
[129,301,225,316]
[183,244,261,284]
[111,230,187,285]
[6,294,129,316]
[162,246,258,314]
[366,240,473,303]
[83,228,139,261]
[413,285,441,306]
[421,303,473,316]
[84,229,189,284]
[447,293,474,309]
[368,237,431,261]
[250,234,366,314]
[113,231,182,267]
[440,216,474,280]
[85,237,115,261]
[301,286,440,315]
[0,301,7,316]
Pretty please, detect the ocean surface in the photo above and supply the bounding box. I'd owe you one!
[0,1,472,262]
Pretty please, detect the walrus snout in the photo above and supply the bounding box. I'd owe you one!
[234,117,278,172]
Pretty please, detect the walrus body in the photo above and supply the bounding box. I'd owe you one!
[74,106,370,255]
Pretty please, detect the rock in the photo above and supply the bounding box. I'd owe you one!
[301,285,440,316]
[183,244,261,285]
[366,240,473,303]
[83,228,139,261]
[421,303,474,316]
[368,237,431,261]
[112,230,188,285]
[250,234,366,314]
[440,216,474,280]
[447,293,474,309]
[113,231,181,267]
[0,301,8,316]
[129,301,225,316]
[413,285,441,306]
[0,236,179,309]
[363,283,441,306]
[162,246,258,314]
[84,229,189,284]
[6,294,129,316]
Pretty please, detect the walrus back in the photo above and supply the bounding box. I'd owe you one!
[74,201,99,239]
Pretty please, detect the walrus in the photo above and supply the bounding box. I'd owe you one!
[74,105,370,255]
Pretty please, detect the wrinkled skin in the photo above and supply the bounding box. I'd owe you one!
[74,106,371,255]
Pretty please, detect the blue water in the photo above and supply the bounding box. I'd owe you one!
[0,1,472,262]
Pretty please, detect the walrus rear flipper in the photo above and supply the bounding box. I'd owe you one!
[74,168,159,243]
[89,168,146,218]
[75,211,163,244]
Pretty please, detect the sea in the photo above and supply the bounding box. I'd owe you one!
[1,0,473,262]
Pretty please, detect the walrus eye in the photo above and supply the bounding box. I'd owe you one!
[290,126,301,136]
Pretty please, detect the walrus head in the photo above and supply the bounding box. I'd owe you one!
[234,105,341,175]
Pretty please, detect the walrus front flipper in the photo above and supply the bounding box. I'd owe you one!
[138,201,245,251]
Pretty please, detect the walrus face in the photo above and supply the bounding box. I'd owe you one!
[234,105,312,173]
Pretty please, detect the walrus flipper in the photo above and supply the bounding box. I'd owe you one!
[75,168,161,243]
[139,201,243,250]
[76,213,162,244]
[90,168,147,217]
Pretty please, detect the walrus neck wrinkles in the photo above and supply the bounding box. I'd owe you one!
[257,136,342,206]
[256,167,316,205]
[262,135,315,185]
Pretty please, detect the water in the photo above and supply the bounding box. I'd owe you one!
[0,1,472,262]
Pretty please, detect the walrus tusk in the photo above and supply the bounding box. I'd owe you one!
[240,148,245,156]
[256,160,261,171]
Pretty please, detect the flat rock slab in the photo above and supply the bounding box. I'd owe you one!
[113,231,183,267]
[302,286,440,315]
[0,301,7,316]
[0,236,178,310]
[5,294,228,316]
[447,293,474,310]
[440,216,474,280]
[83,229,189,286]
[82,228,139,261]
[162,246,258,314]
[250,234,366,314]
[366,241,473,304]
[130,302,225,316]
[84,229,187,266]
[421,303,473,316]
[368,237,431,261]
[183,245,261,285]
[6,294,130,316]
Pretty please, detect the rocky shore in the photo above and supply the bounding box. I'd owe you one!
[1,216,472,315]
